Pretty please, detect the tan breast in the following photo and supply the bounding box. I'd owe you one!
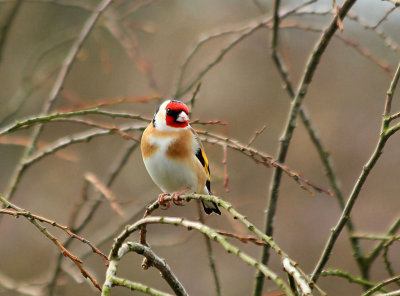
[166,129,192,160]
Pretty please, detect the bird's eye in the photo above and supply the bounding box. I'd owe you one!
[166,108,173,116]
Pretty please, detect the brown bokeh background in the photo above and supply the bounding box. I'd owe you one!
[1,1,400,295]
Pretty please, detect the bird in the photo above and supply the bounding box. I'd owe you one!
[141,99,221,215]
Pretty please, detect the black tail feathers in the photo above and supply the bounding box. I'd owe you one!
[201,200,221,215]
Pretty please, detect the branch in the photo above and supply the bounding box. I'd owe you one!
[282,258,311,296]
[271,19,369,284]
[0,194,103,291]
[363,275,400,296]
[0,108,150,136]
[198,130,332,196]
[3,0,115,203]
[253,1,358,293]
[321,269,385,291]
[108,215,295,296]
[119,242,188,296]
[196,202,221,296]
[174,0,317,97]
[279,22,393,74]
[0,0,22,62]
[137,194,320,294]
[0,208,108,263]
[11,123,142,187]
[384,60,400,116]
[48,140,140,294]
[84,172,125,217]
[366,217,400,264]
[311,58,400,283]
[0,271,42,296]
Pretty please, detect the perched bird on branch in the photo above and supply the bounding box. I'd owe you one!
[141,99,221,215]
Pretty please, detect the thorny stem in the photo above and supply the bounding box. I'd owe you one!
[254,1,358,294]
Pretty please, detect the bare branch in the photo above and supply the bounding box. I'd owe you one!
[0,194,103,292]
[0,0,22,62]
[119,242,188,296]
[311,58,400,283]
[363,275,400,296]
[109,215,295,296]
[254,1,358,292]
[4,0,115,203]
[196,202,221,296]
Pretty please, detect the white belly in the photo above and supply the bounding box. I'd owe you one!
[144,150,197,193]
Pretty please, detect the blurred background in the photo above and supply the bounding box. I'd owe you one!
[0,0,400,295]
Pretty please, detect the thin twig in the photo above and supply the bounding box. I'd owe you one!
[4,0,115,203]
[373,6,397,29]
[217,231,268,246]
[109,215,295,296]
[0,108,150,136]
[321,269,385,291]
[174,0,318,97]
[187,81,201,109]
[198,130,332,196]
[21,123,142,174]
[117,242,188,296]
[385,61,400,116]
[0,271,42,296]
[247,124,267,146]
[0,0,22,62]
[137,194,322,294]
[221,144,230,193]
[0,194,103,291]
[382,238,400,288]
[47,140,139,293]
[0,208,108,263]
[196,202,221,296]
[363,275,400,296]
[264,5,368,289]
[311,58,400,283]
[254,1,358,294]
[85,172,125,217]
[279,22,393,74]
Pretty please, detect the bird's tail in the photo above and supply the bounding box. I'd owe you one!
[201,185,221,215]
[201,200,221,215]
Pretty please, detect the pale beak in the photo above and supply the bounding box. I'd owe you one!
[176,111,189,123]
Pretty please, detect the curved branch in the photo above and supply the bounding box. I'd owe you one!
[107,215,294,296]
[4,0,115,203]
[137,194,320,295]
[119,242,188,296]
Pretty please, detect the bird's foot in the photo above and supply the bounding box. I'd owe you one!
[171,188,190,206]
[158,193,171,209]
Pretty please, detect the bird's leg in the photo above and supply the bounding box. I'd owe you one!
[171,187,190,206]
[158,193,171,209]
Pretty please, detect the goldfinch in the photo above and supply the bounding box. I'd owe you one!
[141,99,221,215]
